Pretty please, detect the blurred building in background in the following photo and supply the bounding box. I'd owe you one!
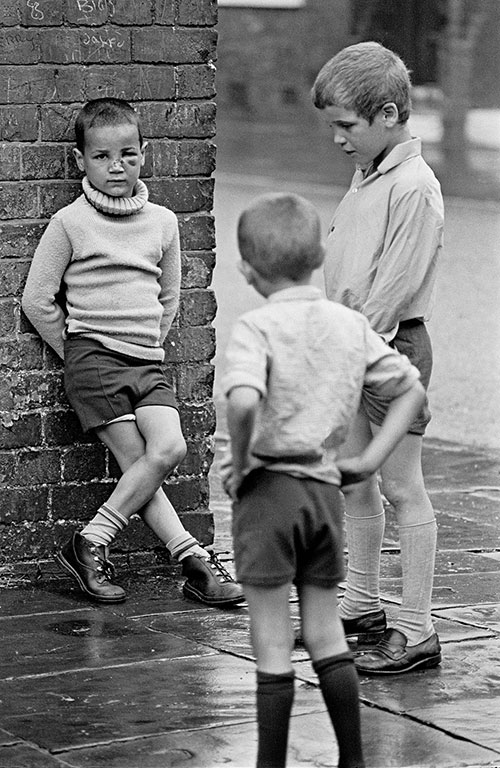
[216,0,499,120]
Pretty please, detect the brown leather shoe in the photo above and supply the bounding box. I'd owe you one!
[182,552,244,607]
[55,532,126,603]
[354,628,442,675]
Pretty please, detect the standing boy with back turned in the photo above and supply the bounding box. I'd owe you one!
[311,42,444,674]
[223,191,426,767]
[22,97,243,608]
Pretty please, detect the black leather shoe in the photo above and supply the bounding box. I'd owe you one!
[354,628,442,675]
[295,608,386,648]
[182,552,244,607]
[342,609,387,645]
[55,532,126,603]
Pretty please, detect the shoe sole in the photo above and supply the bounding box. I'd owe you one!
[355,652,442,675]
[183,583,245,607]
[54,552,127,603]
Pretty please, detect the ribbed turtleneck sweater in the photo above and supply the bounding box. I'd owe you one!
[22,178,181,362]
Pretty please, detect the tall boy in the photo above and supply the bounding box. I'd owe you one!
[223,192,426,767]
[22,98,243,608]
[311,42,444,673]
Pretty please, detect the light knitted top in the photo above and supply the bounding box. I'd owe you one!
[22,178,181,362]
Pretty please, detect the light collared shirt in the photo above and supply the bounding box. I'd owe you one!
[324,138,444,340]
[223,286,420,484]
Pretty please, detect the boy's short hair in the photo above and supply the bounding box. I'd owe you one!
[74,98,143,152]
[311,41,412,124]
[238,193,324,281]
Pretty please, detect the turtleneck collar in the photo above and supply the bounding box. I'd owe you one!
[82,176,149,216]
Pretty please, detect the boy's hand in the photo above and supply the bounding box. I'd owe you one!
[336,456,375,488]
[222,467,245,501]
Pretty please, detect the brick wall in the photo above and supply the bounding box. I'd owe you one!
[0,0,218,568]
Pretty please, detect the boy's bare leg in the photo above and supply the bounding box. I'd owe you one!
[57,406,243,606]
[244,583,295,768]
[299,584,365,768]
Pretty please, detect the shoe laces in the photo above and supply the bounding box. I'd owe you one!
[207,551,234,584]
[89,544,116,583]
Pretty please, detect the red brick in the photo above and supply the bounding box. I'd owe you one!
[0,183,38,219]
[0,487,49,524]
[179,213,216,250]
[22,145,66,180]
[0,336,43,371]
[44,410,95,447]
[164,326,215,363]
[177,63,216,98]
[0,30,41,65]
[179,402,217,438]
[0,143,20,181]
[133,27,216,64]
[181,253,213,288]
[0,299,16,338]
[84,65,176,101]
[173,362,215,402]
[41,105,80,142]
[154,0,175,25]
[0,0,20,26]
[51,481,113,521]
[111,0,154,25]
[0,260,30,297]
[178,288,217,326]
[40,27,132,64]
[0,413,42,449]
[177,0,217,27]
[14,449,61,486]
[177,140,216,176]
[21,0,64,25]
[148,177,214,213]
[0,222,47,259]
[39,182,82,217]
[62,444,107,482]
[0,106,39,141]
[164,476,210,512]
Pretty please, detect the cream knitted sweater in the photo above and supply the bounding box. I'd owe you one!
[22,178,181,362]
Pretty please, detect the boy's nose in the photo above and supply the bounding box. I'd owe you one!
[334,132,346,146]
[109,158,124,170]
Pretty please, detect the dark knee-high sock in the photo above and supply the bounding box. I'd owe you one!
[256,670,295,768]
[312,653,365,768]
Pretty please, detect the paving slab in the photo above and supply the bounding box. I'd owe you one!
[48,705,500,768]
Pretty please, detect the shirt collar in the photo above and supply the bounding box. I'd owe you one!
[268,285,322,303]
[355,137,422,181]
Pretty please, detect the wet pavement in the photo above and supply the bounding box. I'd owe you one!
[1,436,499,768]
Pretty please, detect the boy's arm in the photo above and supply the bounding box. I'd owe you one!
[158,213,181,344]
[224,385,260,500]
[21,218,72,360]
[337,379,425,486]
[362,188,443,335]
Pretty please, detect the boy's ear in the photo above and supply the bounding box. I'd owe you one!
[239,259,256,285]
[73,148,85,172]
[140,141,148,166]
[380,102,399,127]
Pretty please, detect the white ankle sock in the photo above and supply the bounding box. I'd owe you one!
[166,532,207,562]
[81,503,129,547]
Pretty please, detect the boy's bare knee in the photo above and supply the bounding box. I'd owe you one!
[148,436,186,474]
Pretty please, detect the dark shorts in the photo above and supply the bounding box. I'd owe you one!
[64,337,178,433]
[362,320,432,436]
[232,468,345,588]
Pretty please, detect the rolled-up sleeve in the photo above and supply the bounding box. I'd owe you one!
[222,318,268,398]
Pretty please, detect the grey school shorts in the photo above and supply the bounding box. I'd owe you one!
[362,320,432,436]
[232,468,345,588]
[64,337,178,433]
